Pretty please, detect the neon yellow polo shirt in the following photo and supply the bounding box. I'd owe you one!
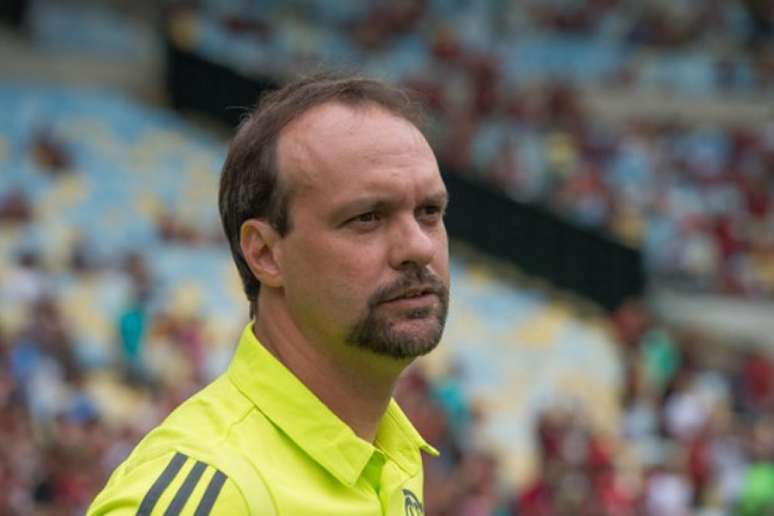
[88,323,438,515]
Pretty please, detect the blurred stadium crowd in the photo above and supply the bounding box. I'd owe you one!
[168,0,774,297]
[1,0,774,515]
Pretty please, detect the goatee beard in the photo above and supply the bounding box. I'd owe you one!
[345,265,449,359]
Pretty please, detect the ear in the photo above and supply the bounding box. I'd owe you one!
[240,219,284,288]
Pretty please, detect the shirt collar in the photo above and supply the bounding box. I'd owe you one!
[226,323,438,487]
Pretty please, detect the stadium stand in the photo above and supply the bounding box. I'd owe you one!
[163,0,774,299]
[2,1,774,514]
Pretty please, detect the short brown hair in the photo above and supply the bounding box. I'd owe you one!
[218,72,424,316]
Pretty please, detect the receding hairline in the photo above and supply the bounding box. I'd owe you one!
[273,99,431,210]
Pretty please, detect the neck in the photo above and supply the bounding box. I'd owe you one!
[252,297,410,442]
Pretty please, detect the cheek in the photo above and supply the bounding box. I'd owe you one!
[433,231,450,282]
[284,235,383,314]
[326,249,385,308]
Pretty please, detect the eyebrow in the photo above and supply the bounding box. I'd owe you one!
[424,191,450,208]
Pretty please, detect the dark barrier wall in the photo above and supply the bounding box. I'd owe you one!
[165,41,279,127]
[0,0,28,28]
[166,39,645,310]
[442,170,645,310]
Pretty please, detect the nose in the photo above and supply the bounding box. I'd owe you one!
[388,216,436,270]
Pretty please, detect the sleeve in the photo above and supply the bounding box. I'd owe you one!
[87,450,261,515]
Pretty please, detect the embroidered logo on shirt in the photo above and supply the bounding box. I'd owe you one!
[402,489,424,516]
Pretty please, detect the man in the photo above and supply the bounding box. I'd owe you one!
[88,73,450,515]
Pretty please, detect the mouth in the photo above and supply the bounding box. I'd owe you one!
[383,287,437,303]
[383,287,439,305]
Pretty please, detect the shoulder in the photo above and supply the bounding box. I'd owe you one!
[89,376,277,514]
[88,449,275,515]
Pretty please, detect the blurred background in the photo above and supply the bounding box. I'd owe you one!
[1,0,774,514]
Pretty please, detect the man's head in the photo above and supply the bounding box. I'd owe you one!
[219,73,449,360]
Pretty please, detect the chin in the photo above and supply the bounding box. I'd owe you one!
[366,318,445,360]
[346,301,448,360]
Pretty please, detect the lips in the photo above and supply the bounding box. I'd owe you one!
[383,287,437,303]
[369,267,448,309]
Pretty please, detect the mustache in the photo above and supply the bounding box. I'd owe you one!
[368,266,448,307]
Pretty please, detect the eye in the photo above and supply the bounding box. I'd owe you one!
[417,205,444,222]
[355,212,377,223]
[346,211,382,230]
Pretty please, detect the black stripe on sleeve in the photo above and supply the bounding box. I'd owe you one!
[136,452,188,516]
[164,460,207,516]
[193,470,227,516]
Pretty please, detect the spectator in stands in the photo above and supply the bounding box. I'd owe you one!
[31,129,72,174]
[117,288,150,385]
[738,416,774,515]
[1,251,51,307]
[0,190,32,223]
[738,349,774,413]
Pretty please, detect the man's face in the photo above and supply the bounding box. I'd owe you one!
[273,102,449,360]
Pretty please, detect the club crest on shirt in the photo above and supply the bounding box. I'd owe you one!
[402,489,424,516]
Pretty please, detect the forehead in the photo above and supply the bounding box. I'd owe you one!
[275,102,443,205]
